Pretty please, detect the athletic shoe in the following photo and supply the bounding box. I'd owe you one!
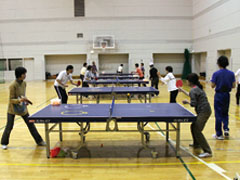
[189,144,201,149]
[224,130,229,137]
[2,145,7,150]
[198,152,212,158]
[212,134,224,140]
[37,141,46,146]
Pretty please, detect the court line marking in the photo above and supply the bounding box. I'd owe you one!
[148,123,232,180]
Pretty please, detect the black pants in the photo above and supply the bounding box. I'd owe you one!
[236,84,240,105]
[54,86,68,104]
[170,89,179,103]
[1,113,43,145]
[151,78,159,95]
[82,82,89,88]
[80,75,84,87]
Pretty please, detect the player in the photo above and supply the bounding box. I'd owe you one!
[92,61,97,77]
[135,63,145,87]
[54,65,79,104]
[140,62,145,76]
[159,66,178,103]
[117,64,123,73]
[149,62,159,95]
[1,67,45,150]
[211,56,235,139]
[80,62,87,83]
[83,65,94,87]
[181,73,212,158]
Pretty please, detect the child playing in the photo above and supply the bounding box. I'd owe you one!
[180,73,212,158]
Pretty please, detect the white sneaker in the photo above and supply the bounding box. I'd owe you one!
[198,152,212,158]
[2,145,7,150]
[212,134,224,140]
[224,131,229,137]
[37,141,46,146]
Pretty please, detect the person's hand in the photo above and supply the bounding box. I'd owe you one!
[178,88,183,92]
[157,72,161,77]
[182,100,189,104]
[64,84,68,88]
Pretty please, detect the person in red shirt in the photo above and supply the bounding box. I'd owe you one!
[135,63,145,87]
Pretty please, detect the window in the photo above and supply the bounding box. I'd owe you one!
[74,0,85,17]
[8,58,23,70]
[0,59,7,71]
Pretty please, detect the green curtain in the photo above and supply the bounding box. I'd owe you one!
[181,49,192,80]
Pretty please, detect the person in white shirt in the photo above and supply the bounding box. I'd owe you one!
[117,64,123,73]
[159,66,179,103]
[80,62,87,83]
[235,68,240,105]
[54,65,78,104]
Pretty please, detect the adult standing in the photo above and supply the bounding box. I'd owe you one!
[149,62,159,95]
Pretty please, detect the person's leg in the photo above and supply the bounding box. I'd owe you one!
[193,111,212,154]
[222,93,230,133]
[214,93,223,137]
[154,78,159,95]
[190,122,199,147]
[170,91,174,103]
[170,90,178,103]
[61,88,68,104]
[54,86,63,102]
[236,84,240,105]
[22,113,43,144]
[1,114,15,146]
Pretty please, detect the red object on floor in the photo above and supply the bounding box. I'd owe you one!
[50,147,61,158]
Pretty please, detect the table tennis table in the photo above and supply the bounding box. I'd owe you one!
[28,102,196,158]
[68,87,159,104]
[99,73,133,76]
[84,79,149,86]
[97,76,139,80]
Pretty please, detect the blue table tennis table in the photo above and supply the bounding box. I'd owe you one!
[99,73,133,76]
[84,79,149,86]
[28,102,196,158]
[97,76,139,80]
[68,87,159,103]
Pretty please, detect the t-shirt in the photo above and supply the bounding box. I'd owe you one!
[54,70,73,89]
[149,67,158,79]
[189,86,211,114]
[8,80,28,116]
[80,67,87,75]
[141,66,145,75]
[160,73,178,92]
[84,70,93,81]
[92,65,97,74]
[136,68,144,78]
[118,66,123,73]
[211,69,235,92]
[235,69,240,84]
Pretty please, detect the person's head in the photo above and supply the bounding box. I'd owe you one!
[92,61,95,65]
[83,62,87,67]
[141,63,144,66]
[217,56,229,69]
[165,66,173,73]
[135,63,139,68]
[66,65,74,74]
[149,62,154,68]
[120,64,123,67]
[87,65,92,71]
[187,73,203,89]
[15,67,27,80]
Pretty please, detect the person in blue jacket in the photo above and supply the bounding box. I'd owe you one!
[211,56,235,140]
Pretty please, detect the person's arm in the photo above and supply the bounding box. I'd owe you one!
[183,90,196,106]
[160,74,170,84]
[56,72,68,87]
[211,72,216,89]
[9,85,24,104]
[232,73,236,88]
[211,83,216,88]
[69,74,78,86]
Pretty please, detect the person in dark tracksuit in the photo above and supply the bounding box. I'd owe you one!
[149,62,159,96]
[1,67,45,150]
[211,56,235,139]
[181,73,212,158]
[54,65,79,104]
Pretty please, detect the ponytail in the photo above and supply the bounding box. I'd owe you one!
[187,73,203,89]
[196,81,203,89]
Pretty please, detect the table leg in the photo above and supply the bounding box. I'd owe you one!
[80,95,83,104]
[97,95,100,104]
[76,95,79,104]
[166,122,169,142]
[176,122,180,157]
[144,94,147,103]
[45,123,50,158]
[59,123,63,142]
[149,94,151,103]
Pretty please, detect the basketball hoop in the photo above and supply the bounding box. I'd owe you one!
[101,42,107,52]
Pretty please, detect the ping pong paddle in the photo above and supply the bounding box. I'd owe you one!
[77,80,81,86]
[95,77,98,80]
[176,80,183,88]
[25,99,33,105]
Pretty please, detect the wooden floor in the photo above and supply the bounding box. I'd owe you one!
[0,80,239,180]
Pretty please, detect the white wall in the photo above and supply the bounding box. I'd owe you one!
[0,0,192,80]
[45,54,86,76]
[192,0,240,80]
[153,54,185,75]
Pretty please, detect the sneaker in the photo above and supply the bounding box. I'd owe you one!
[212,134,224,140]
[189,144,201,149]
[224,130,229,137]
[37,141,46,146]
[2,145,7,150]
[198,152,212,158]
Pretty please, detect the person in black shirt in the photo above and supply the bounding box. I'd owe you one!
[149,62,159,95]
